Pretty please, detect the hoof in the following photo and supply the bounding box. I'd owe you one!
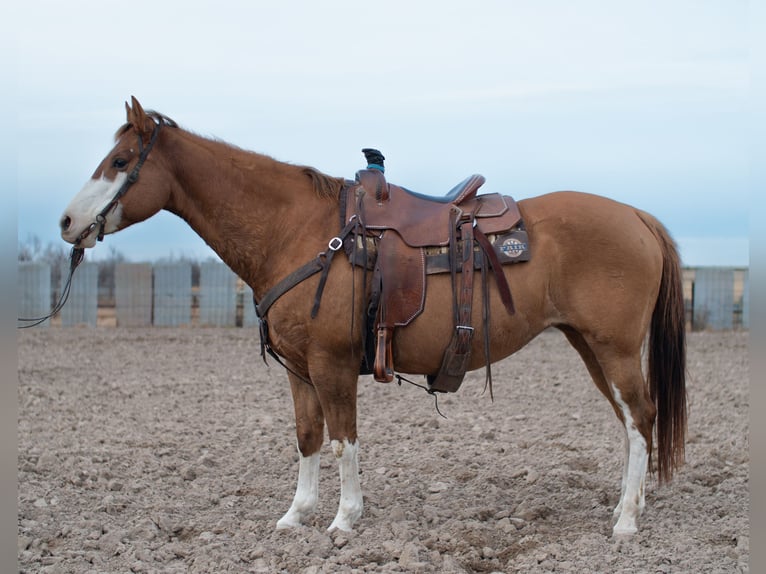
[327,518,354,533]
[276,513,302,530]
[612,524,638,537]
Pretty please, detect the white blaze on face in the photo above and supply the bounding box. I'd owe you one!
[61,172,127,247]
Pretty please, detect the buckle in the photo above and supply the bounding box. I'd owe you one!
[328,237,343,251]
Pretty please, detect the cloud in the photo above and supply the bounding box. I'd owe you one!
[13,0,751,266]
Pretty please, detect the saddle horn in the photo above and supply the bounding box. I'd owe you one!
[362,148,385,173]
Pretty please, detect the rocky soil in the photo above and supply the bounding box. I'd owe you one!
[18,328,748,573]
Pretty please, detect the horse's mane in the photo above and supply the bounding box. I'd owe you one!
[115,111,344,200]
[300,167,345,200]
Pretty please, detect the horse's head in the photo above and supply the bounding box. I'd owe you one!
[60,97,175,248]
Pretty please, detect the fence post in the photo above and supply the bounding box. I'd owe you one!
[741,269,749,329]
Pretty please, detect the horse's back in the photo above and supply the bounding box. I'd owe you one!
[393,191,666,374]
[520,191,664,274]
[519,190,664,330]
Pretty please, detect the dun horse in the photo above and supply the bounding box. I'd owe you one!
[60,98,686,536]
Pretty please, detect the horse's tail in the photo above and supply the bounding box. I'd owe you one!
[638,210,687,483]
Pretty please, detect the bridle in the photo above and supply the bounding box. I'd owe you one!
[19,119,163,328]
[75,118,164,245]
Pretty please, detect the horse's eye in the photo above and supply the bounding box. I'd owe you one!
[112,158,128,169]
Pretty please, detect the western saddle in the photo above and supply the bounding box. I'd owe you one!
[343,149,530,393]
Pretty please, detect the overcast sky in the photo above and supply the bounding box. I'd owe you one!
[10,0,751,266]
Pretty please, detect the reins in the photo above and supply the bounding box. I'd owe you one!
[18,246,85,328]
[18,119,163,328]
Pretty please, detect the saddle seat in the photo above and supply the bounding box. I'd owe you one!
[401,174,485,204]
[352,170,515,248]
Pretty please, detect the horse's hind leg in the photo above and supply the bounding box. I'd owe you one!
[276,371,325,529]
[560,328,656,536]
[608,366,656,536]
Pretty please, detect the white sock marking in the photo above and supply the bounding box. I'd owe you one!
[276,450,320,529]
[328,438,363,532]
[611,384,648,536]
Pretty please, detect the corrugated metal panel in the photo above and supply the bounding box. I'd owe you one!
[60,262,98,327]
[693,267,734,330]
[741,269,749,329]
[18,262,51,328]
[242,283,259,328]
[198,262,237,326]
[115,263,153,327]
[153,263,192,326]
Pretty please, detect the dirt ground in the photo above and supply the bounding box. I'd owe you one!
[18,328,748,573]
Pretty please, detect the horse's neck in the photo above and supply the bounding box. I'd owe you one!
[164,132,339,296]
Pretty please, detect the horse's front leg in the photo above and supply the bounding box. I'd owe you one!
[311,364,362,532]
[276,371,325,530]
[328,433,362,531]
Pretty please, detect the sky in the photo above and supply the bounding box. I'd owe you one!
[9,0,752,267]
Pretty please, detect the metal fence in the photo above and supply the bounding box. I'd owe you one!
[153,263,192,326]
[18,262,749,331]
[115,263,153,327]
[59,261,98,327]
[198,262,237,326]
[18,262,52,327]
[682,267,748,330]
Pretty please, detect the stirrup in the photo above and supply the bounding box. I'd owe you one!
[373,326,394,382]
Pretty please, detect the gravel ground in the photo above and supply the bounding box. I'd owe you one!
[18,328,748,573]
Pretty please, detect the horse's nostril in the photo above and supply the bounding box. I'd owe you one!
[60,215,71,231]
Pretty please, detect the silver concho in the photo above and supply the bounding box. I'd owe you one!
[500,237,526,258]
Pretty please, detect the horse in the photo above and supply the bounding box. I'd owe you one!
[59,97,686,537]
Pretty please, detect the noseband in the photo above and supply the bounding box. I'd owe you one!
[75,119,164,245]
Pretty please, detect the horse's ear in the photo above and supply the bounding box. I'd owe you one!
[126,96,150,135]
